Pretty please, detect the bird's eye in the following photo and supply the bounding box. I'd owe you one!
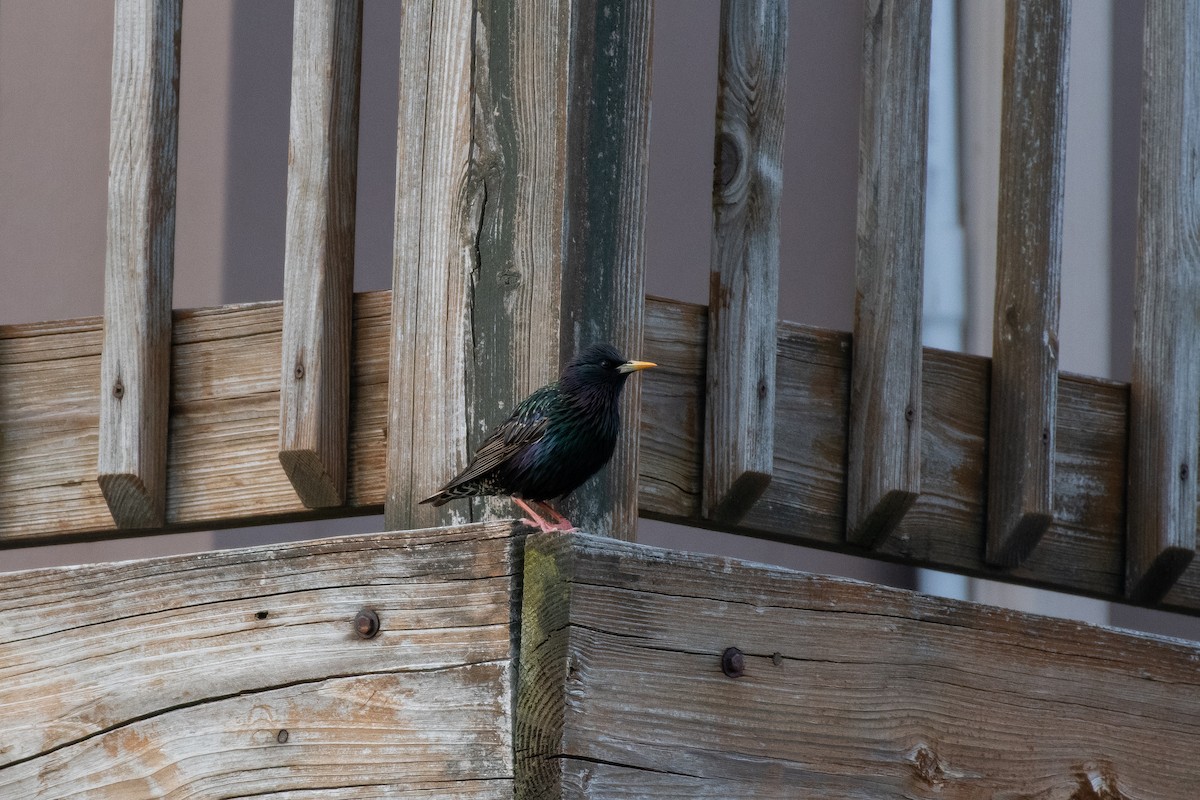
[601,359,615,369]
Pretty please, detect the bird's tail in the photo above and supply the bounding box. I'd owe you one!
[418,490,450,507]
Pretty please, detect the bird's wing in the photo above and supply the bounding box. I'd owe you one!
[439,385,556,490]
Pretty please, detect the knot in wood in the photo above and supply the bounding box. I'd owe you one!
[715,132,741,193]
[909,744,945,787]
[112,380,124,400]
[276,729,289,744]
[1181,463,1190,481]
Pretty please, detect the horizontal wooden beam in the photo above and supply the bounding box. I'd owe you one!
[2,293,1199,617]
[0,521,519,794]
[517,530,1200,797]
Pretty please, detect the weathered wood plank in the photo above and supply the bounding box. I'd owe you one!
[467,0,572,526]
[1126,0,1200,602]
[517,530,1200,798]
[557,0,656,538]
[99,0,181,528]
[6,294,1200,617]
[987,0,1071,567]
[703,0,786,524]
[846,0,931,547]
[0,521,519,796]
[388,0,651,538]
[278,0,363,508]
[386,0,475,531]
[0,295,389,549]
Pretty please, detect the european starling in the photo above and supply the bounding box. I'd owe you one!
[420,343,655,532]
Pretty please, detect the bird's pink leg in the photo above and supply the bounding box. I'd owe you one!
[533,501,576,532]
[511,497,557,533]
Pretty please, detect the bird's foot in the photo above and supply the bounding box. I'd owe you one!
[535,501,577,532]
[512,497,572,533]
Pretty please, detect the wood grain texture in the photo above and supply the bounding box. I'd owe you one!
[846,0,931,547]
[99,0,181,529]
[0,295,390,549]
[987,0,1071,567]
[557,0,655,539]
[517,530,1200,798]
[1126,0,1200,602]
[468,0,572,525]
[703,0,786,525]
[386,0,476,531]
[6,295,1200,617]
[278,0,363,509]
[0,521,519,797]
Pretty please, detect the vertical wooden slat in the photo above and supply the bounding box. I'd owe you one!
[387,0,653,536]
[467,0,573,527]
[558,0,656,538]
[702,0,786,525]
[846,0,931,547]
[385,0,475,532]
[1126,0,1200,602]
[278,0,363,509]
[985,0,1071,567]
[98,0,181,529]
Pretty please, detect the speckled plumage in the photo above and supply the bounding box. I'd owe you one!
[420,344,654,525]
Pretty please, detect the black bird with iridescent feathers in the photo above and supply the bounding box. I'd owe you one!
[420,343,655,532]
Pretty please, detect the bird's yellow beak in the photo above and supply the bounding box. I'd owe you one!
[617,360,656,374]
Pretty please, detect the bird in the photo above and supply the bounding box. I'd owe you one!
[420,343,655,532]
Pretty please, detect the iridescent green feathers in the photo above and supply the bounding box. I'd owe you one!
[420,343,655,508]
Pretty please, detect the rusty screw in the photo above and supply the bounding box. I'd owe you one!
[721,647,745,678]
[354,608,380,639]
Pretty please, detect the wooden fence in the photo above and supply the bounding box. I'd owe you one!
[3,0,1200,796]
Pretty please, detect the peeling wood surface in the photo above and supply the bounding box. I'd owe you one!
[0,521,519,797]
[278,0,362,509]
[385,0,652,538]
[468,0,572,527]
[987,0,1071,567]
[99,0,181,529]
[1126,0,1200,602]
[846,0,930,547]
[703,0,785,524]
[517,530,1200,798]
[4,294,1200,617]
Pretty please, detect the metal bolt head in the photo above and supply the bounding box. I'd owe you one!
[354,608,380,639]
[721,646,745,678]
